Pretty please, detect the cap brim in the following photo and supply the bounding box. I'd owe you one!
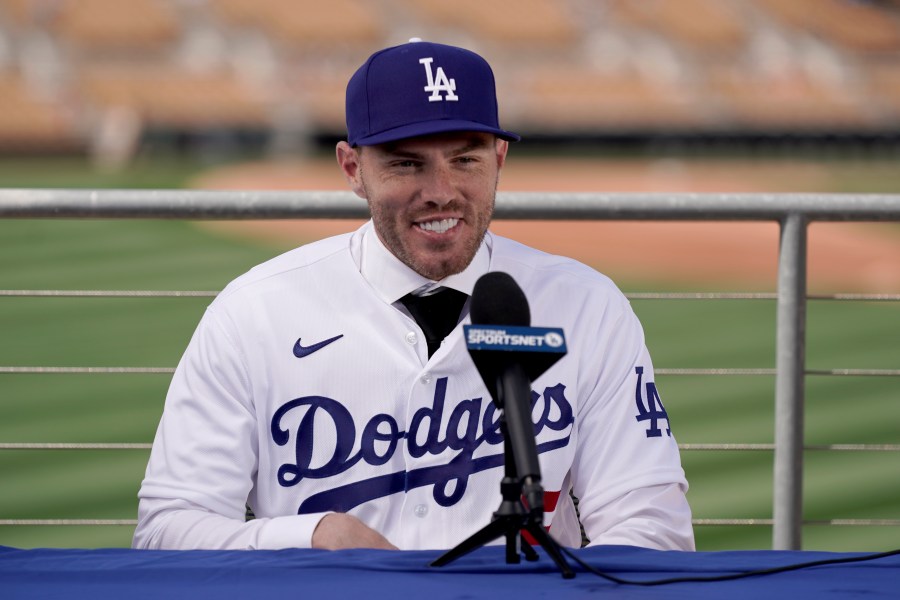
[352,119,520,146]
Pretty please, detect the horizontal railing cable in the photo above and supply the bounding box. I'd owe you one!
[0,367,176,374]
[807,293,900,302]
[3,367,899,376]
[805,369,900,377]
[0,519,138,526]
[3,443,896,452]
[0,443,152,450]
[3,290,900,301]
[0,290,218,298]
[3,518,898,527]
[678,444,900,452]
[658,368,776,376]
[658,368,900,377]
[630,292,900,301]
[692,519,900,527]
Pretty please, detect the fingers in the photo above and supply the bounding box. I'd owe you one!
[311,513,398,550]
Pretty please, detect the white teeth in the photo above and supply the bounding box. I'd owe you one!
[418,218,459,234]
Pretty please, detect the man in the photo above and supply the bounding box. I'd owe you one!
[133,40,694,552]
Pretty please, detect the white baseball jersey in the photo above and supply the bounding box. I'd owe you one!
[134,221,693,551]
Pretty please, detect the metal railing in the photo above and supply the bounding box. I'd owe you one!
[2,188,899,549]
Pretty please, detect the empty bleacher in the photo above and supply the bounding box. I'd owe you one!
[79,66,272,130]
[411,0,580,49]
[609,0,749,54]
[868,62,900,116]
[511,65,703,133]
[209,0,384,50]
[0,73,79,150]
[0,0,898,154]
[707,64,877,130]
[48,0,181,54]
[758,0,900,54]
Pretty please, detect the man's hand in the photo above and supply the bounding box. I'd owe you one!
[311,513,398,550]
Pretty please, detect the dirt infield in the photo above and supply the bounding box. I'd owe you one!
[192,158,900,293]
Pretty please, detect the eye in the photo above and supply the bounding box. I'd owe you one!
[392,160,420,169]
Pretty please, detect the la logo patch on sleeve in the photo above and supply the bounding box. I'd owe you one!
[634,366,671,437]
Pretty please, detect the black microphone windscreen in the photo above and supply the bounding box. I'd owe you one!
[470,272,530,326]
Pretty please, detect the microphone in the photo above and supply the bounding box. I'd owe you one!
[465,272,567,515]
[432,272,576,579]
[470,271,531,327]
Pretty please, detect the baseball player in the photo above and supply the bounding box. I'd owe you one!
[133,40,694,552]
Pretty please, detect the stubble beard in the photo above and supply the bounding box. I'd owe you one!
[363,178,495,281]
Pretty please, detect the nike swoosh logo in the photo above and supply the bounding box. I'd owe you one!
[293,334,344,358]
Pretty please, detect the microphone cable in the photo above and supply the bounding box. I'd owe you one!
[559,545,900,586]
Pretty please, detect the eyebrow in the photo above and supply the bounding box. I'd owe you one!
[379,136,492,159]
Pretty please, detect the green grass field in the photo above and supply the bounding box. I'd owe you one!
[1,156,897,552]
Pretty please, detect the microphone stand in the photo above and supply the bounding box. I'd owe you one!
[430,365,575,579]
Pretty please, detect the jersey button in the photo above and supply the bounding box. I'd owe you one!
[420,373,432,385]
[414,504,428,518]
[405,331,418,345]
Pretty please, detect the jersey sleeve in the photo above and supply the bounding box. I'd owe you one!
[569,296,695,551]
[133,307,328,550]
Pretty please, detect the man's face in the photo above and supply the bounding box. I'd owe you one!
[337,132,508,281]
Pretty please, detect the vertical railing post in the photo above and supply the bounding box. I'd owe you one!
[773,213,808,550]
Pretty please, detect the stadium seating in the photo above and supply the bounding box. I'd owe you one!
[512,65,701,132]
[609,0,748,53]
[0,74,80,150]
[79,66,271,129]
[411,0,579,47]
[758,0,900,54]
[708,65,876,130]
[209,0,384,50]
[48,0,181,54]
[869,62,900,117]
[0,0,897,153]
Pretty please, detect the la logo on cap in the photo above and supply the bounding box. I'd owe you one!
[420,57,458,102]
[344,39,520,146]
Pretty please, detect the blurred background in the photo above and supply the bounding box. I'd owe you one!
[0,0,898,553]
[1,0,900,163]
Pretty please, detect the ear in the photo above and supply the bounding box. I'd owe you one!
[336,141,367,199]
[495,138,509,170]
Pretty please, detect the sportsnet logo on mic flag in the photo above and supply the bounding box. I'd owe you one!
[464,325,567,354]
[464,324,568,410]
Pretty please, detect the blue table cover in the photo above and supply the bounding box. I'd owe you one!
[2,544,898,599]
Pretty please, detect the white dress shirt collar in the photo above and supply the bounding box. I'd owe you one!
[353,220,491,304]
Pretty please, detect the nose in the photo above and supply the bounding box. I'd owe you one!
[420,163,457,207]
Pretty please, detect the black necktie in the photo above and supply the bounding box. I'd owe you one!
[400,288,468,358]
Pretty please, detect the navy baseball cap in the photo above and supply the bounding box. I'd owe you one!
[345,39,520,146]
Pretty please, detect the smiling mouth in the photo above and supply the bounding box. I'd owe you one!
[417,218,460,234]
